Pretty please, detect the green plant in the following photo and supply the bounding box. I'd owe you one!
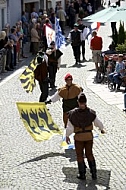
[116,40,126,53]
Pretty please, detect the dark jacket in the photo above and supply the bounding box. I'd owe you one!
[34,60,48,82]
[70,30,81,46]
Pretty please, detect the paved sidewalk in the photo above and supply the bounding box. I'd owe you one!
[86,71,125,112]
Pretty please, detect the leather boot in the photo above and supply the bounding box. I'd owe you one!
[113,83,116,90]
[88,160,97,180]
[77,161,86,180]
[82,55,85,61]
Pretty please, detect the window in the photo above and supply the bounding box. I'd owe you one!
[1,8,4,29]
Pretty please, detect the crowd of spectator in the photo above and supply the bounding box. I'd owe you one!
[0,0,99,75]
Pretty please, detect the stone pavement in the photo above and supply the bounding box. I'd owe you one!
[0,19,126,190]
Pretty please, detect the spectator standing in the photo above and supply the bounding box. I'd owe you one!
[74,0,80,22]
[31,23,40,55]
[68,2,76,29]
[65,0,70,26]
[57,6,66,35]
[77,18,88,61]
[66,93,105,180]
[49,12,55,30]
[90,31,103,72]
[6,39,15,70]
[0,31,8,72]
[16,25,23,63]
[81,0,89,16]
[67,23,81,64]
[111,22,117,36]
[38,9,43,17]
[89,0,95,14]
[46,41,63,89]
[87,3,92,15]
[45,73,83,128]
[9,27,18,67]
[34,52,49,102]
[31,8,38,20]
[21,11,28,43]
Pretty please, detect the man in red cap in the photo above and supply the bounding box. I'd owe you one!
[45,73,83,128]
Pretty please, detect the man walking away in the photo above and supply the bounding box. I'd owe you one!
[66,93,105,180]
[67,23,81,64]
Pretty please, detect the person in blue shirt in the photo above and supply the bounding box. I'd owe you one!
[109,54,125,91]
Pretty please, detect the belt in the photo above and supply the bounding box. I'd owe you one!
[76,130,92,134]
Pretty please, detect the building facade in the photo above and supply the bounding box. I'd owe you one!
[7,0,21,27]
[0,0,67,31]
[0,0,7,30]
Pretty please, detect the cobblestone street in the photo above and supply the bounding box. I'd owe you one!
[0,13,126,190]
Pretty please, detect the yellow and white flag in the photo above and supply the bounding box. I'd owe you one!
[19,58,37,93]
[16,102,62,142]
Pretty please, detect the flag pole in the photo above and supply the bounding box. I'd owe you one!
[54,16,56,56]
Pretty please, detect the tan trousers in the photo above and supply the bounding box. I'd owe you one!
[75,140,94,162]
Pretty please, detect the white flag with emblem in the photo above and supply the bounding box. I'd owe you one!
[46,26,55,47]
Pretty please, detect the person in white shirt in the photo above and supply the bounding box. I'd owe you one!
[77,18,89,61]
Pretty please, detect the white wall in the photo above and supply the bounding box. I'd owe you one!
[8,0,21,27]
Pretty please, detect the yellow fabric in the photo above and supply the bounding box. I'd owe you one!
[16,102,63,142]
[19,58,37,93]
[58,84,82,99]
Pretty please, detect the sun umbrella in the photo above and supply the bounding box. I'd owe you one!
[83,6,126,23]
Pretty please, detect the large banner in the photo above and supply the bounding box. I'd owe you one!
[16,102,62,142]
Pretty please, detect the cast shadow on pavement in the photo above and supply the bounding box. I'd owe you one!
[18,149,76,166]
[60,64,67,68]
[88,68,96,72]
[62,167,111,190]
[68,63,86,68]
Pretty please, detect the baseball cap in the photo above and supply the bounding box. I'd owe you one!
[78,93,87,103]
[64,73,73,80]
[74,23,79,27]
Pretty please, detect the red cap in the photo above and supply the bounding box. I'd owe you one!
[64,73,73,80]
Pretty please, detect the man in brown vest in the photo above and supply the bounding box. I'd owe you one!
[66,93,105,180]
[45,73,83,128]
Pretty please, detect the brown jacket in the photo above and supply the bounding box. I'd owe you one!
[34,60,48,82]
